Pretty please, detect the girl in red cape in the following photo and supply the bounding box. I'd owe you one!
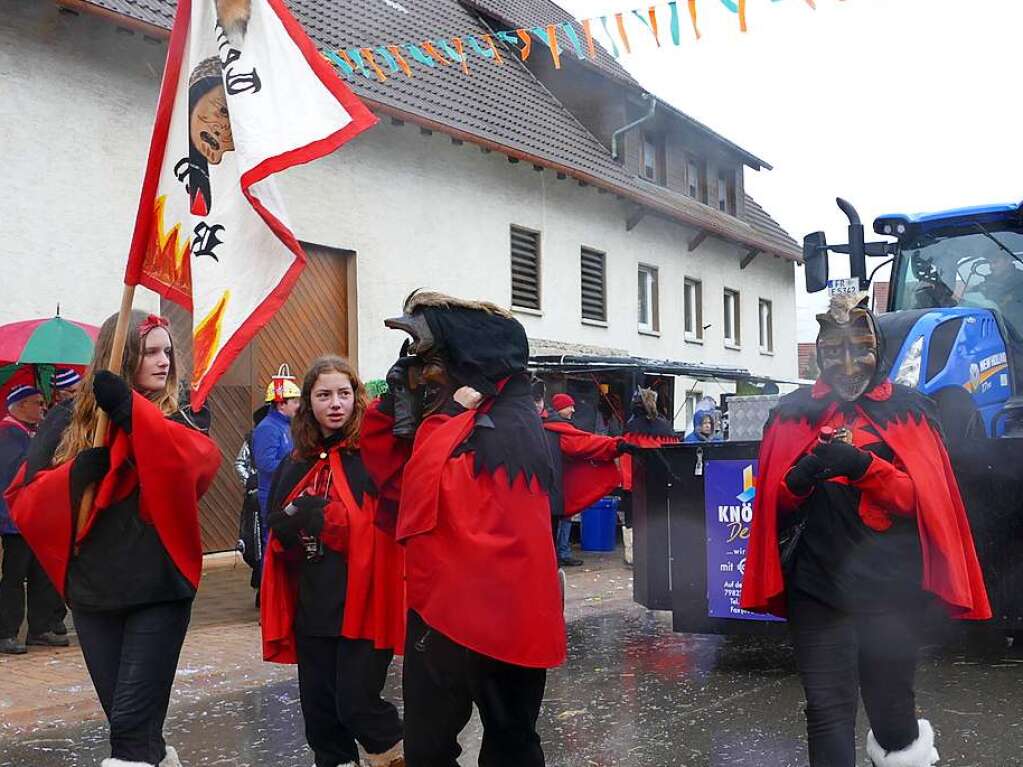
[740,294,990,767]
[5,310,221,767]
[260,355,405,767]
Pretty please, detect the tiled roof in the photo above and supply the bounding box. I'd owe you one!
[67,0,799,259]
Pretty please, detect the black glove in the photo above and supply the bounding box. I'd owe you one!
[386,355,423,440]
[785,452,826,496]
[812,439,872,480]
[93,371,133,432]
[291,495,327,537]
[617,439,643,455]
[69,447,110,508]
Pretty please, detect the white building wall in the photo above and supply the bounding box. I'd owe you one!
[2,5,797,400]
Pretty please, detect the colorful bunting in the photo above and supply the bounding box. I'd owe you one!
[321,0,830,82]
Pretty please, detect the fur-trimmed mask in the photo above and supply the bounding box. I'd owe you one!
[816,291,879,402]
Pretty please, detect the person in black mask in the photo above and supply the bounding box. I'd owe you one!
[742,292,990,767]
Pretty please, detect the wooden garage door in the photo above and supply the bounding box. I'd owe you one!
[164,244,352,552]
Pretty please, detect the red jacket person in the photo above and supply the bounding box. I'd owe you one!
[741,293,989,767]
[361,291,561,767]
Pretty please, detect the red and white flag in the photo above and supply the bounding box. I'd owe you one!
[124,0,376,407]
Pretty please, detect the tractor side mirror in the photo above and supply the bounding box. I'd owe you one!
[803,231,829,293]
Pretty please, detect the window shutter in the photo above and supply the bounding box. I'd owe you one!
[580,248,606,322]
[510,226,541,310]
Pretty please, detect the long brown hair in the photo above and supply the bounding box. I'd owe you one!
[54,310,180,465]
[291,355,367,459]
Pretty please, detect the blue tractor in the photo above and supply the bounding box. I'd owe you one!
[805,200,1023,630]
[804,199,1023,439]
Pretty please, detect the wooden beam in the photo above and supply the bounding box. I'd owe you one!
[556,172,566,180]
[390,117,404,127]
[419,127,432,136]
[626,206,646,232]
[451,137,463,146]
[533,164,543,172]
[687,230,709,253]
[740,249,761,270]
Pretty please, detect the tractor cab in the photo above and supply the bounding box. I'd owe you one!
[804,199,1023,438]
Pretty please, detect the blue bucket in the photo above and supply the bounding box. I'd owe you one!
[580,497,619,552]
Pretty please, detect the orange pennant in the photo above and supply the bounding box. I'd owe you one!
[688,0,701,39]
[422,41,451,66]
[648,7,661,47]
[387,45,413,77]
[581,18,597,59]
[546,24,561,69]
[452,37,469,75]
[614,12,632,54]
[516,28,533,60]
[739,0,748,32]
[482,34,503,64]
[361,48,387,82]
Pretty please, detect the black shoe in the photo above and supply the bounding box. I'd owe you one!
[26,632,70,647]
[0,637,27,654]
[559,557,584,567]
[52,622,68,636]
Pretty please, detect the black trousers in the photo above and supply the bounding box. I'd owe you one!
[788,589,921,767]
[0,534,63,638]
[73,599,192,765]
[403,610,547,767]
[295,633,403,766]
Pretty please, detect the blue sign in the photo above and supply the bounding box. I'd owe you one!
[705,459,783,622]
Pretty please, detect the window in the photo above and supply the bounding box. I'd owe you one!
[510,226,541,311]
[580,247,607,322]
[638,265,659,332]
[723,288,741,347]
[687,157,707,202]
[717,169,737,215]
[642,132,666,186]
[684,277,703,341]
[759,298,774,353]
[684,392,703,431]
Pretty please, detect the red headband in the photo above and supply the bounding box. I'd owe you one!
[138,314,169,337]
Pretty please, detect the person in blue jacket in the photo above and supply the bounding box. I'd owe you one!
[684,409,722,443]
[252,366,301,553]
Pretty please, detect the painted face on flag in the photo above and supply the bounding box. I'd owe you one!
[189,79,235,165]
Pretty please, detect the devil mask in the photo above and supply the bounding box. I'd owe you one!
[385,291,529,413]
[816,292,880,402]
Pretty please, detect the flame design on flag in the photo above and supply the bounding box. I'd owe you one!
[193,290,230,384]
[143,195,193,300]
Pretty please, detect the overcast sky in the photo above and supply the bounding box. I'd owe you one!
[557,0,1023,339]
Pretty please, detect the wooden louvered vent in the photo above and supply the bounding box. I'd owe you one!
[580,247,607,322]
[510,226,541,310]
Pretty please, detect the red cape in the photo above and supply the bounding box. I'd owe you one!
[261,448,406,664]
[362,400,566,669]
[620,433,681,492]
[542,419,621,516]
[740,382,991,620]
[5,393,220,598]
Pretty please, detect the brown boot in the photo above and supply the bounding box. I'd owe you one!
[365,740,404,767]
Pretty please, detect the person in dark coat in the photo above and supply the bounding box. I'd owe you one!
[0,385,63,653]
[6,311,220,767]
[361,291,561,767]
[261,354,406,767]
[252,366,301,554]
[741,293,990,767]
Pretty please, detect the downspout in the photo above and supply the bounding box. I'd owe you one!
[611,93,657,160]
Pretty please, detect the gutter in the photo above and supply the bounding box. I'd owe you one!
[56,0,171,39]
[610,93,657,161]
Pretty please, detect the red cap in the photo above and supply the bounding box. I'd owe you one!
[551,393,575,412]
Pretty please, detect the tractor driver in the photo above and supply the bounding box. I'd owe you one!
[977,250,1023,336]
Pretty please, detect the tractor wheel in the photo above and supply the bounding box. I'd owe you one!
[933,386,983,442]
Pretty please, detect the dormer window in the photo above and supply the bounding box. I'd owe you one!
[642,131,666,186]
[717,169,737,215]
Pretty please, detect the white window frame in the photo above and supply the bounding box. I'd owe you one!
[717,171,729,212]
[686,158,699,198]
[684,392,703,432]
[759,298,774,354]
[684,277,703,342]
[638,265,659,333]
[723,288,741,348]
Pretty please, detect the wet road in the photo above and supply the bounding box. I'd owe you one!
[2,604,1022,767]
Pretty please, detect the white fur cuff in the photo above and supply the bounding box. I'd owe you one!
[867,719,939,767]
[101,759,154,767]
[160,746,182,767]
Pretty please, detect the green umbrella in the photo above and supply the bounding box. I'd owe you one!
[0,316,99,366]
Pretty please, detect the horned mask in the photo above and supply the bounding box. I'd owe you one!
[816,292,879,402]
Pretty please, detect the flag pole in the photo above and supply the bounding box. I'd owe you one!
[75,283,136,539]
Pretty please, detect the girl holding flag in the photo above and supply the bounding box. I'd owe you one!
[260,355,406,767]
[5,310,221,767]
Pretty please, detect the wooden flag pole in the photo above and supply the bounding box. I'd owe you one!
[75,283,137,539]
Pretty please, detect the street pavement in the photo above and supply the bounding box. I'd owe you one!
[1,550,1021,766]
